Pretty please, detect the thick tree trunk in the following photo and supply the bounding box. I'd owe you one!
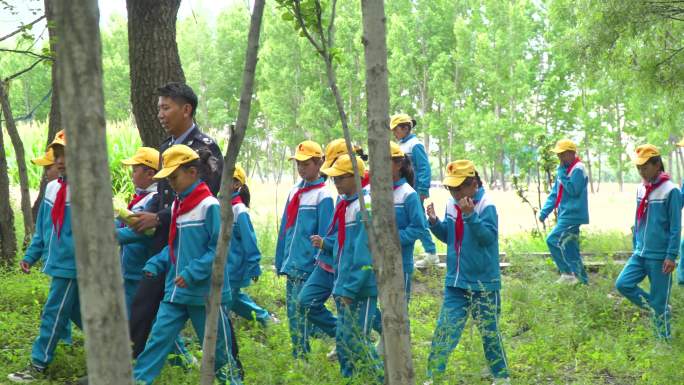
[34,0,63,222]
[55,0,133,383]
[0,82,34,246]
[0,112,16,266]
[126,0,185,147]
[200,1,265,383]
[361,1,414,383]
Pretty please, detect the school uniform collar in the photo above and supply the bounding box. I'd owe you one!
[399,133,416,144]
[171,123,196,145]
[393,178,407,188]
[178,180,201,199]
[299,177,325,188]
[136,183,157,196]
[342,193,360,203]
[231,191,240,199]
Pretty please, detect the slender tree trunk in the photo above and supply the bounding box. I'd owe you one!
[200,2,265,383]
[55,0,133,383]
[0,110,17,266]
[126,0,185,147]
[0,82,34,246]
[361,1,414,383]
[614,101,624,192]
[33,0,62,221]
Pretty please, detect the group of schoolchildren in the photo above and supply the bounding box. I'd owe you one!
[7,106,684,385]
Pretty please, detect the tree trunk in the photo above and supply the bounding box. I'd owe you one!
[614,100,623,192]
[0,110,17,266]
[33,0,62,222]
[361,0,415,382]
[55,0,133,383]
[126,0,185,147]
[200,1,265,383]
[584,143,595,193]
[0,82,34,246]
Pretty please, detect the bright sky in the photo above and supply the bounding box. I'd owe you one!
[0,0,242,40]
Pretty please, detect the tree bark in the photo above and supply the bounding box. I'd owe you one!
[55,0,133,383]
[126,0,185,147]
[0,81,34,246]
[34,0,62,222]
[360,1,414,383]
[0,109,16,266]
[200,1,265,383]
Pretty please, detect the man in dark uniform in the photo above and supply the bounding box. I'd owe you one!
[129,82,242,375]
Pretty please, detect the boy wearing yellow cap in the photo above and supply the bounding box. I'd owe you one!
[225,165,274,327]
[9,131,84,383]
[275,140,334,357]
[133,145,242,385]
[115,147,160,313]
[320,154,383,382]
[424,160,509,385]
[615,145,680,341]
[391,113,438,267]
[31,148,60,183]
[539,139,590,285]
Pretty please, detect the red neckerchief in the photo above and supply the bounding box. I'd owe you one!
[284,182,325,230]
[168,182,212,264]
[51,178,68,239]
[453,204,464,256]
[231,195,243,206]
[330,199,351,257]
[361,171,370,188]
[554,157,581,210]
[637,172,670,225]
[127,192,150,210]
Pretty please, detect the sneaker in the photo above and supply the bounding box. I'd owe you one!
[7,364,46,383]
[269,313,281,324]
[415,253,440,268]
[492,377,511,385]
[423,380,434,385]
[555,274,578,285]
[326,346,337,361]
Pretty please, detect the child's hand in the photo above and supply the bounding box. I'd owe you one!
[458,197,475,214]
[426,203,437,224]
[662,259,676,274]
[174,275,187,288]
[339,296,353,306]
[144,271,154,278]
[19,261,30,274]
[310,235,323,249]
[130,212,158,232]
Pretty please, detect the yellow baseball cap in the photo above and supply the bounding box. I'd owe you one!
[31,148,55,166]
[677,138,684,147]
[443,160,476,188]
[633,144,660,166]
[289,140,324,161]
[390,113,416,130]
[390,142,404,158]
[322,138,349,169]
[233,165,246,184]
[153,145,199,179]
[121,147,161,170]
[47,130,66,149]
[551,139,577,154]
[321,154,366,177]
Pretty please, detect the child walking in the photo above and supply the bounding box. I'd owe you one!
[616,144,681,341]
[391,113,438,267]
[116,147,160,313]
[133,145,242,385]
[8,131,83,383]
[539,139,590,284]
[320,154,384,383]
[275,140,334,357]
[227,165,274,327]
[31,147,60,183]
[425,160,510,385]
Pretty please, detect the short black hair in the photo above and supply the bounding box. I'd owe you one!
[157,82,198,117]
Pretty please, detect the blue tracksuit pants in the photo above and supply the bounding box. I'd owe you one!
[616,255,674,340]
[336,296,384,383]
[229,287,270,326]
[546,223,588,283]
[31,277,82,368]
[124,278,141,316]
[427,287,509,380]
[297,264,337,339]
[133,302,242,385]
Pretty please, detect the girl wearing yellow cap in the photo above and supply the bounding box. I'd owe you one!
[225,165,274,327]
[615,145,680,341]
[320,154,383,382]
[424,160,509,385]
[133,145,242,385]
[275,140,335,358]
[538,138,590,285]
